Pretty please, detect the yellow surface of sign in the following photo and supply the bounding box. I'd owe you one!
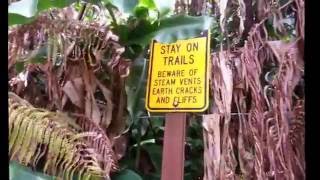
[146,33,210,112]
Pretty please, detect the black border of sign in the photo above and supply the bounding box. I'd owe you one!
[145,30,210,112]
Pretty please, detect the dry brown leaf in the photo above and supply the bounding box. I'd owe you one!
[237,0,246,36]
[62,77,84,109]
[95,78,113,129]
[84,92,101,125]
[112,134,128,160]
[219,52,233,112]
[83,69,101,125]
[203,114,221,180]
[217,0,229,33]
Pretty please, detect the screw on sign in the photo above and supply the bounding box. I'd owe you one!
[145,31,210,180]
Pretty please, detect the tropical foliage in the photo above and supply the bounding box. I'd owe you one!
[9,92,116,179]
[8,0,304,179]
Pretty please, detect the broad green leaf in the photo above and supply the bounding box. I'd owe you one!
[154,15,212,43]
[127,18,157,41]
[142,144,162,172]
[123,44,144,59]
[136,0,174,19]
[125,55,147,123]
[109,0,139,14]
[37,0,76,11]
[8,0,76,26]
[112,169,143,180]
[9,0,38,18]
[85,0,103,4]
[127,15,213,46]
[15,62,25,73]
[184,173,193,180]
[113,25,130,43]
[149,116,164,129]
[143,173,161,180]
[8,0,37,26]
[134,6,149,19]
[9,161,95,180]
[153,0,175,17]
[9,13,34,26]
[10,161,53,180]
[138,0,156,9]
[138,116,150,136]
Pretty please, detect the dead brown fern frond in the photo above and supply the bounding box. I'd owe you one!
[9,92,116,180]
[8,10,130,138]
[71,113,119,173]
[203,0,304,178]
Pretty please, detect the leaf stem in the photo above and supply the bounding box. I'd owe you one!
[147,116,157,139]
[77,2,87,21]
[135,125,142,170]
[106,4,118,27]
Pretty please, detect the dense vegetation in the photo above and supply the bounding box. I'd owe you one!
[9,0,304,179]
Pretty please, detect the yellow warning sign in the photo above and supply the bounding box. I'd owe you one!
[146,32,210,112]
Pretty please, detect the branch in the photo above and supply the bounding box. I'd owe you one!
[106,3,118,27]
[256,0,295,28]
[77,2,88,21]
[64,3,87,58]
